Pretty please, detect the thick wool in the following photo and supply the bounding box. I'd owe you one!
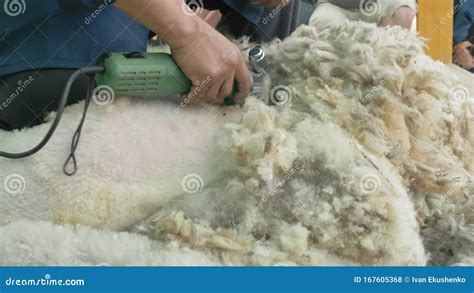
[0,22,472,266]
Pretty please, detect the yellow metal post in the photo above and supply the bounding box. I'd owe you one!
[417,0,454,63]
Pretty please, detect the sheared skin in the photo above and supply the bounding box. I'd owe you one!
[0,99,242,230]
[0,22,473,266]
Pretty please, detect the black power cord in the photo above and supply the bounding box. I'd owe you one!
[0,66,105,176]
[63,75,97,176]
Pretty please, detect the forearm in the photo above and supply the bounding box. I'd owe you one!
[114,0,203,49]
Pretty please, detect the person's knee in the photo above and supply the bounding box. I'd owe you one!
[391,6,416,29]
[310,3,348,29]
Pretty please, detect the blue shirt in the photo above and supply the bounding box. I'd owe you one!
[0,0,263,77]
[453,0,474,44]
[223,0,263,25]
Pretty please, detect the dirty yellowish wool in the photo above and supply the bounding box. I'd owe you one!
[0,22,473,266]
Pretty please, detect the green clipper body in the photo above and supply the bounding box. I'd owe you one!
[95,52,193,98]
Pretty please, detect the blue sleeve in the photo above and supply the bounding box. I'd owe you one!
[453,0,474,44]
[56,0,115,12]
[1,0,116,36]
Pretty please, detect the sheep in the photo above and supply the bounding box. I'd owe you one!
[0,21,473,266]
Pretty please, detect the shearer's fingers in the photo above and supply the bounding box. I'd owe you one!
[217,74,235,102]
[204,10,222,28]
[233,57,252,102]
[183,79,210,104]
[203,79,224,103]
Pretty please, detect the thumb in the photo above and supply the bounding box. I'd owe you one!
[204,10,222,28]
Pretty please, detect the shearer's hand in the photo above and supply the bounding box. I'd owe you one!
[453,41,473,69]
[171,22,250,103]
[114,0,251,104]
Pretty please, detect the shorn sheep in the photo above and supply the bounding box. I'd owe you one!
[1,21,473,266]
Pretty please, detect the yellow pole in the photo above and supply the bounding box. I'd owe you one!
[417,0,454,63]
